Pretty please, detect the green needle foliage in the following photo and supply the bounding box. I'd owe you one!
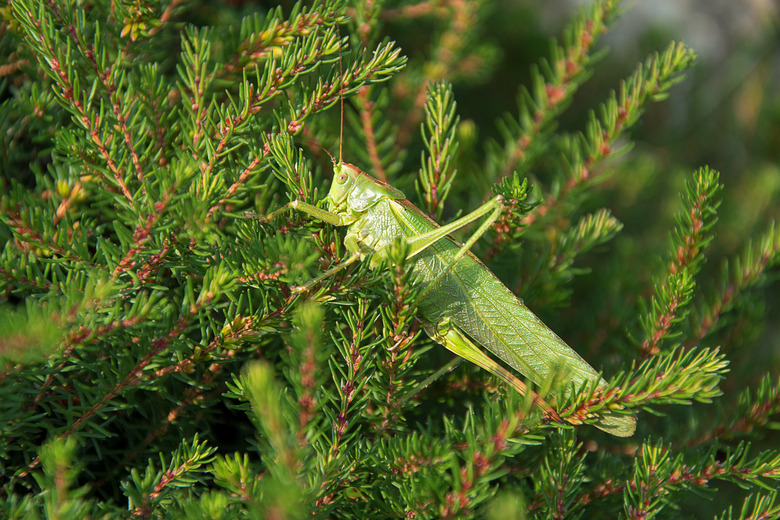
[1,0,779,518]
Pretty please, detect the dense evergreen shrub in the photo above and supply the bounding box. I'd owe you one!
[1,1,778,517]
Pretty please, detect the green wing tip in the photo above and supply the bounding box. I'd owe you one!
[595,413,637,438]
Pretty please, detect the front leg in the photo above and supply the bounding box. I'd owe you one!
[291,251,362,294]
[252,200,359,293]
[257,200,355,227]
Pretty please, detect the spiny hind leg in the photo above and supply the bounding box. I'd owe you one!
[427,318,563,426]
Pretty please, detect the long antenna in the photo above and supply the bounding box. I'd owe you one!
[338,22,344,164]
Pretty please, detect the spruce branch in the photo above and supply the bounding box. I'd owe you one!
[549,442,780,518]
[282,38,406,133]
[624,442,780,519]
[534,432,589,519]
[327,299,380,455]
[489,172,536,241]
[395,0,485,149]
[285,303,326,444]
[39,0,149,183]
[554,209,624,271]
[33,438,92,520]
[190,20,404,190]
[356,86,387,181]
[221,1,346,76]
[667,167,722,276]
[108,385,220,486]
[29,309,145,411]
[640,167,722,357]
[265,131,319,205]
[529,208,624,308]
[715,491,780,520]
[18,270,230,479]
[688,374,780,446]
[10,0,138,203]
[2,206,96,272]
[374,243,424,431]
[691,221,780,343]
[484,39,696,266]
[561,347,728,428]
[522,41,696,228]
[638,268,696,358]
[188,24,344,176]
[492,0,622,182]
[382,1,457,22]
[211,452,260,505]
[208,156,266,219]
[242,361,302,480]
[206,37,405,217]
[348,84,405,182]
[124,435,216,518]
[417,81,459,220]
[112,197,172,278]
[392,394,543,518]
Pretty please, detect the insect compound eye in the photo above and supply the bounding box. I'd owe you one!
[336,172,349,184]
